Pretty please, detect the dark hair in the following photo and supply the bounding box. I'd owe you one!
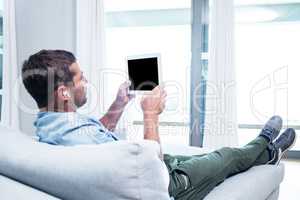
[22,50,76,108]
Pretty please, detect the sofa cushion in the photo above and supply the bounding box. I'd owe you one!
[0,126,170,200]
[0,175,59,200]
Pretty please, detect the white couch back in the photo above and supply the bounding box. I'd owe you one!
[0,126,170,200]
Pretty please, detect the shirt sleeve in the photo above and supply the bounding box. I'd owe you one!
[59,124,117,146]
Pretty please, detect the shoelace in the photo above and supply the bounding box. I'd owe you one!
[262,126,277,140]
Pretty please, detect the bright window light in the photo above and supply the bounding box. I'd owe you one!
[104,0,190,12]
[235,8,279,23]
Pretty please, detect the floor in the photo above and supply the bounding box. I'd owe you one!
[279,159,300,200]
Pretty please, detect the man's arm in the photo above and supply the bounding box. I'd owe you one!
[100,100,126,131]
[143,114,160,143]
[100,81,134,131]
[141,86,167,159]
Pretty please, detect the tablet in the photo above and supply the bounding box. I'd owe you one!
[126,54,162,94]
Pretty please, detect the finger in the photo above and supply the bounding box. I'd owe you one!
[161,103,165,110]
[160,84,166,91]
[152,85,160,93]
[150,87,159,97]
[141,95,146,102]
[160,101,166,111]
[120,80,130,89]
[160,99,166,108]
[128,93,135,99]
[155,86,165,96]
[125,80,131,87]
[161,90,167,98]
[123,81,131,89]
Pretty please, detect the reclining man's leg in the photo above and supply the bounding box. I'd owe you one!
[165,136,268,200]
[165,116,287,200]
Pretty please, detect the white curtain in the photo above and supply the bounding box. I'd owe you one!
[203,0,238,149]
[76,0,127,138]
[76,0,106,117]
[2,0,20,130]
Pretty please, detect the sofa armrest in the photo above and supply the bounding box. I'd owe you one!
[204,164,284,200]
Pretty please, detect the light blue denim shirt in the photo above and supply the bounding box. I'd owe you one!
[34,112,118,146]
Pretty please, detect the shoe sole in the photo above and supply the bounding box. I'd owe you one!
[275,134,297,165]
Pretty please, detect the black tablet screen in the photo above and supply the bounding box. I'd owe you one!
[128,57,159,91]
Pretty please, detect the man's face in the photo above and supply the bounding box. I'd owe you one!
[69,62,88,108]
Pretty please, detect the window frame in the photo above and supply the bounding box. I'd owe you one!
[0,3,3,121]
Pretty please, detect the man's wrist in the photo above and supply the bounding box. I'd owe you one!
[143,113,160,144]
[143,113,159,130]
[143,113,159,121]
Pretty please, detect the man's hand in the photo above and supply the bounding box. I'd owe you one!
[141,86,166,160]
[115,81,135,107]
[141,86,167,116]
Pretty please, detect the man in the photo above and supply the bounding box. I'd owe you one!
[22,50,296,200]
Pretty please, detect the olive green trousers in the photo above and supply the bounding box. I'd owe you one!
[164,137,270,200]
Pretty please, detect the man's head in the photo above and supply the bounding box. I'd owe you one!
[22,50,87,111]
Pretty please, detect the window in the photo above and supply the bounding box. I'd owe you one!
[235,0,300,151]
[104,0,192,144]
[0,0,3,121]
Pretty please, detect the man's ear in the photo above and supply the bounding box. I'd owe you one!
[57,85,71,101]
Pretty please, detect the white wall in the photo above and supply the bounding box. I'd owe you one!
[15,0,76,135]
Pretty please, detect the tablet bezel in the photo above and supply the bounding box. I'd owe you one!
[126,53,162,94]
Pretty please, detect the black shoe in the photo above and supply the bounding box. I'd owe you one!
[259,116,283,143]
[268,128,297,165]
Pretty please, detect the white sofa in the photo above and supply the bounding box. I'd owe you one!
[0,126,284,200]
